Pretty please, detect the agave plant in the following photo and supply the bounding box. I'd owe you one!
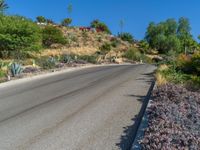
[0,0,9,14]
[10,63,23,77]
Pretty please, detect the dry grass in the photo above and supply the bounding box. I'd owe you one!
[157,64,169,71]
[156,72,167,85]
[156,65,169,85]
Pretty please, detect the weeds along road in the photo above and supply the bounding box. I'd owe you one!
[0,64,156,150]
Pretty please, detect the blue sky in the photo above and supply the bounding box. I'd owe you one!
[6,0,200,40]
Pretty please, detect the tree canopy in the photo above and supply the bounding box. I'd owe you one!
[145,17,198,54]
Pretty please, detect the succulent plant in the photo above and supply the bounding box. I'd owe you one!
[10,63,23,77]
[140,84,200,149]
[60,55,72,64]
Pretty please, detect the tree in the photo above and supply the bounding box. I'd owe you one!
[0,0,8,14]
[177,17,191,54]
[90,19,111,34]
[145,17,197,54]
[165,19,178,35]
[36,16,46,23]
[61,18,72,27]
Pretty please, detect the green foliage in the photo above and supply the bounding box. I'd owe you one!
[0,15,42,58]
[118,32,134,43]
[0,70,5,78]
[99,43,112,54]
[0,0,8,14]
[36,16,46,23]
[10,62,23,77]
[78,55,97,64]
[0,60,6,69]
[123,48,141,61]
[159,52,200,90]
[36,57,56,70]
[145,17,198,54]
[159,67,190,84]
[139,40,150,53]
[61,18,72,27]
[190,53,200,75]
[60,54,73,64]
[42,26,66,47]
[111,39,120,48]
[90,19,111,34]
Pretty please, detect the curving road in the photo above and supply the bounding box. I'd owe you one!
[0,64,155,150]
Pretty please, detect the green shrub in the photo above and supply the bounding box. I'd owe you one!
[42,26,66,47]
[0,15,42,58]
[160,67,190,84]
[0,70,5,78]
[118,32,134,43]
[90,19,111,34]
[36,57,57,69]
[123,48,143,61]
[191,52,200,75]
[61,18,72,27]
[60,54,73,64]
[99,43,112,54]
[110,38,121,47]
[78,55,97,64]
[36,16,46,23]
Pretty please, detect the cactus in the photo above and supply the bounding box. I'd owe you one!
[10,63,23,77]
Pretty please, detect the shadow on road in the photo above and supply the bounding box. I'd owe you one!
[116,73,155,150]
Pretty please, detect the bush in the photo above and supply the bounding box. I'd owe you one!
[123,48,143,61]
[36,16,46,23]
[118,32,134,43]
[61,18,72,27]
[90,19,111,34]
[42,26,66,47]
[175,53,200,75]
[78,55,97,64]
[159,66,190,84]
[0,15,42,58]
[36,57,57,69]
[191,52,200,75]
[110,37,121,47]
[0,70,5,78]
[60,54,73,64]
[99,43,112,54]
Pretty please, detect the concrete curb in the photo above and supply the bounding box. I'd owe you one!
[131,81,156,150]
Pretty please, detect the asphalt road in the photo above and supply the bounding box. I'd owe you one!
[0,64,155,150]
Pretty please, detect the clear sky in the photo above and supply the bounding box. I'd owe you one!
[6,0,200,40]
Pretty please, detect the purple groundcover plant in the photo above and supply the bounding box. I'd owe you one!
[140,84,200,150]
